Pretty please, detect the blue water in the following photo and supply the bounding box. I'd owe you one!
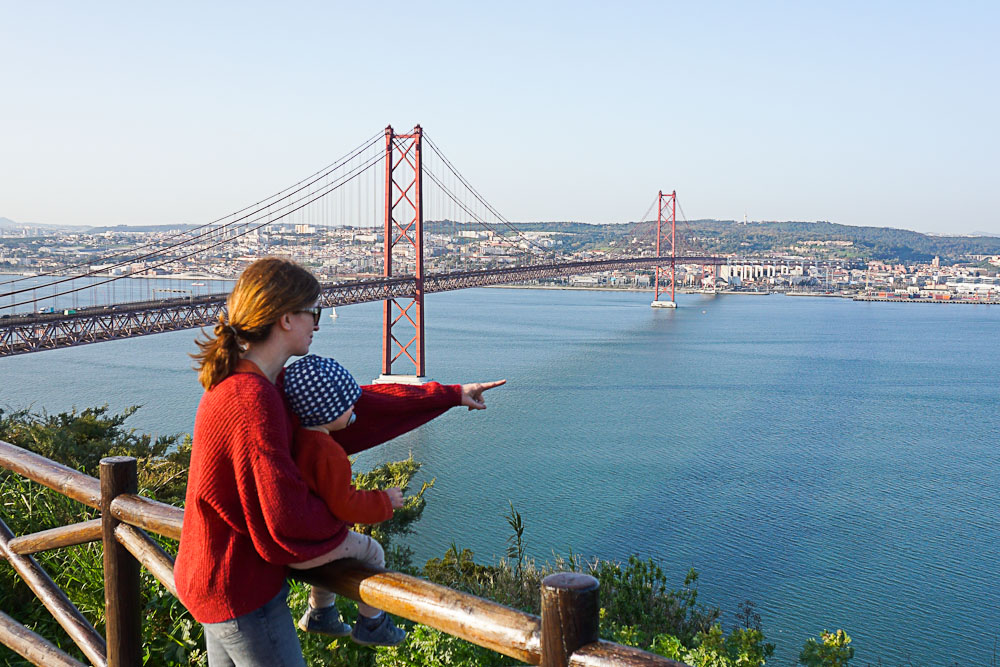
[2,287,998,666]
[0,273,233,314]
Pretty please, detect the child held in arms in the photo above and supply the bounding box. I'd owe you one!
[282,354,504,646]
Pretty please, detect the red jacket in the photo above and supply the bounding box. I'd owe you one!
[175,360,461,623]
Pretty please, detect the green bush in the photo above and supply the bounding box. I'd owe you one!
[420,513,774,667]
[799,629,854,667]
[651,624,774,667]
[593,558,719,648]
[351,456,433,572]
[0,406,200,666]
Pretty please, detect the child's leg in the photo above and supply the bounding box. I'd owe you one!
[288,531,402,647]
[308,586,337,609]
[288,554,340,611]
[288,531,385,616]
[288,543,361,637]
[325,531,385,617]
[330,532,405,647]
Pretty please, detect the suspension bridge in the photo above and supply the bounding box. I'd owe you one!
[0,125,724,373]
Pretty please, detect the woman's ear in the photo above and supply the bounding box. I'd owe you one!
[276,312,294,331]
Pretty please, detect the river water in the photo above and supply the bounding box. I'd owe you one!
[2,284,998,666]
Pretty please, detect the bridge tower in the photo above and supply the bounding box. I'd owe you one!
[651,190,677,308]
[376,125,428,383]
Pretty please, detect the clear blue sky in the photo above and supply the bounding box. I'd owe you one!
[2,1,997,235]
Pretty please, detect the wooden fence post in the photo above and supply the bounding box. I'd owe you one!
[101,456,141,667]
[540,572,600,667]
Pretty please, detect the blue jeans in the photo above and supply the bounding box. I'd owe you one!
[203,583,306,667]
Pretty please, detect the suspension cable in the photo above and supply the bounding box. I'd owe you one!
[422,168,553,262]
[4,149,386,310]
[1,133,384,300]
[422,134,552,255]
[0,131,383,295]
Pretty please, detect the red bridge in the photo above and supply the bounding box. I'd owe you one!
[0,126,717,371]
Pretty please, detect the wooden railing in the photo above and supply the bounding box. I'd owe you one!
[0,439,685,667]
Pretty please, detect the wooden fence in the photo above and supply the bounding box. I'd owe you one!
[0,438,686,667]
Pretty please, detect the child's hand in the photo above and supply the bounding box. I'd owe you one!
[386,487,404,509]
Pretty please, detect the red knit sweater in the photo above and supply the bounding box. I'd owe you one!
[175,360,462,623]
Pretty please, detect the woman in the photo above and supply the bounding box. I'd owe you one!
[175,258,502,666]
[176,258,340,666]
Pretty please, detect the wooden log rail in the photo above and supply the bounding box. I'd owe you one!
[0,438,686,667]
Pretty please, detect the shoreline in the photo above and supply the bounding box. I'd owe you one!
[6,272,993,305]
[482,284,772,295]
[853,296,999,305]
[487,284,998,304]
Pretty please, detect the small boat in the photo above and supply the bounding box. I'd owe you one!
[329,307,338,319]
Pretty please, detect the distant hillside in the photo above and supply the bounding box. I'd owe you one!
[669,220,1000,263]
[0,217,87,232]
[433,219,1000,264]
[82,224,202,233]
[5,215,999,264]
[0,217,201,234]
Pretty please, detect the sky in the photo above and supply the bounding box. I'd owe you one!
[1,1,997,235]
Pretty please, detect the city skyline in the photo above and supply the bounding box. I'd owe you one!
[2,1,997,235]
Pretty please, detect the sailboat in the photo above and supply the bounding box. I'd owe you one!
[329,307,338,319]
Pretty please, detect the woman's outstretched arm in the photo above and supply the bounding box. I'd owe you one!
[335,379,505,455]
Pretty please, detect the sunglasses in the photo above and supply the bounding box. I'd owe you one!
[296,306,323,326]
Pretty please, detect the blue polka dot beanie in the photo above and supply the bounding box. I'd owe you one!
[283,355,362,427]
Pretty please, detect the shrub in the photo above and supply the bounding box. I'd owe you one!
[799,629,854,667]
[0,406,200,665]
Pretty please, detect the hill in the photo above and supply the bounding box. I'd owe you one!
[81,223,202,233]
[0,217,88,233]
[672,220,1000,263]
[466,219,1000,264]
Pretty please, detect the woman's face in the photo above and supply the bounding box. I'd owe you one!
[287,305,320,356]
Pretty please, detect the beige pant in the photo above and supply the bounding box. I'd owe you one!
[289,530,385,617]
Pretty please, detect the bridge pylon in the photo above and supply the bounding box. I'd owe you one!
[375,125,430,384]
[651,190,677,308]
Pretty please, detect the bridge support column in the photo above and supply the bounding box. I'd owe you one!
[652,190,677,308]
[378,125,431,383]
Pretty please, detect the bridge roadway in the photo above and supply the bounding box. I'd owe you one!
[0,255,721,357]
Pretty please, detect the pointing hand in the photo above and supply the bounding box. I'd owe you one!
[460,379,507,410]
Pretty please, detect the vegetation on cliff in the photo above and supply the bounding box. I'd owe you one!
[0,406,857,666]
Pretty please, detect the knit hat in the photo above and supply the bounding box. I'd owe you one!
[284,355,362,427]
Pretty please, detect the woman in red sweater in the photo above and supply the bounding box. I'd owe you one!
[175,258,347,667]
[175,258,504,666]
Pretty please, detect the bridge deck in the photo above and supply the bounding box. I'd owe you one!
[0,256,721,357]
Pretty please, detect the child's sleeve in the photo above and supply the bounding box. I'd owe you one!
[335,382,463,455]
[294,428,394,525]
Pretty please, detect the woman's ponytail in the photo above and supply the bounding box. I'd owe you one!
[192,315,243,390]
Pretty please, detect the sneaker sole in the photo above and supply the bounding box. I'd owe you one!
[298,621,352,638]
[350,634,406,648]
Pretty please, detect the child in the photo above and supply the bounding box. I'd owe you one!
[282,354,504,647]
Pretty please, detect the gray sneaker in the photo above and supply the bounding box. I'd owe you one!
[297,605,352,637]
[350,613,406,647]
